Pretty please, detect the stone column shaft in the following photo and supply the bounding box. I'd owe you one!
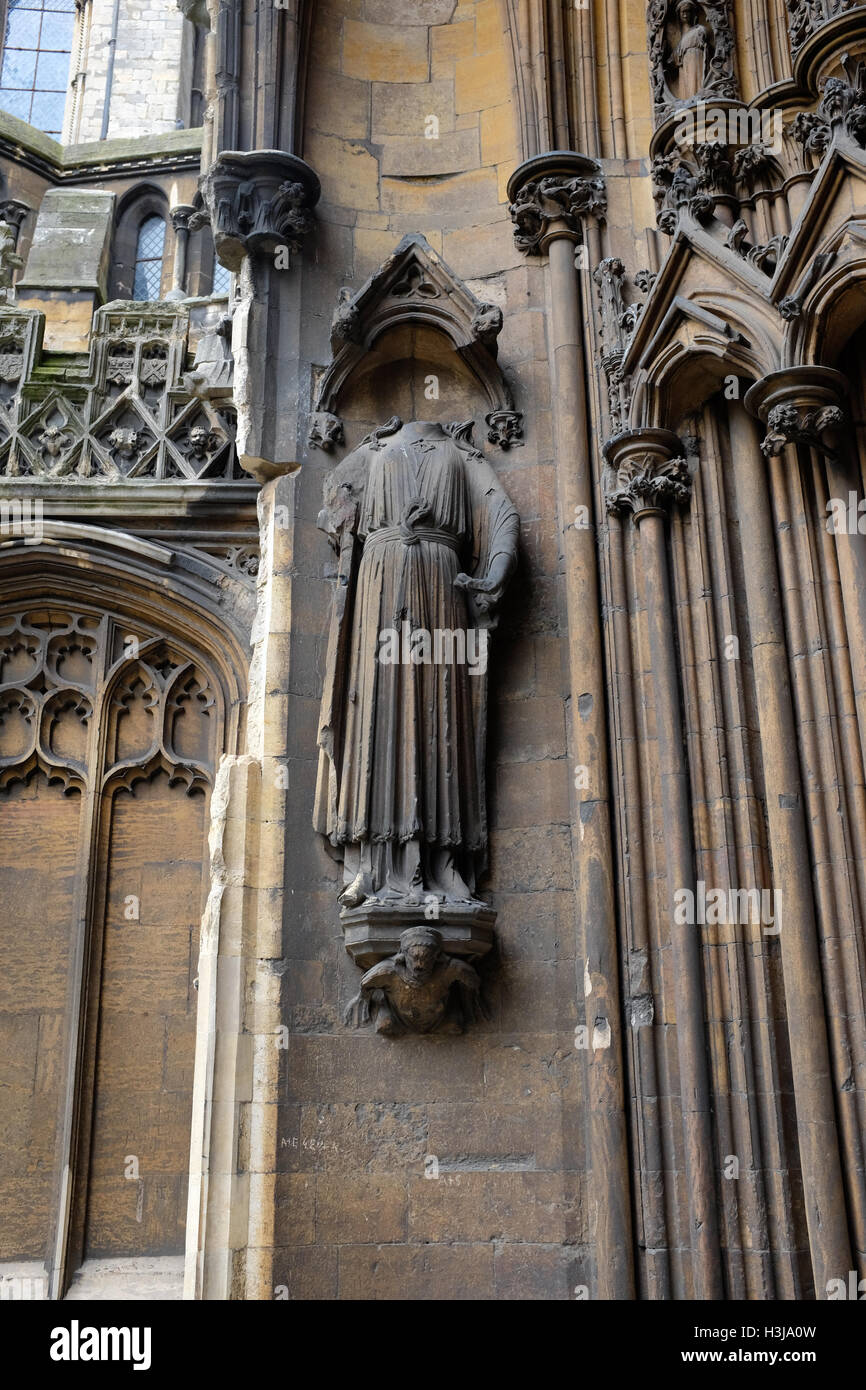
[637,506,722,1300]
[728,402,852,1295]
[605,430,722,1298]
[508,152,633,1299]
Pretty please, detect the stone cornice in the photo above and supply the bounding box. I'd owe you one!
[0,113,202,186]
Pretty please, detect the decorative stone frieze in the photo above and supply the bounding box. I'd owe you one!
[0,301,240,482]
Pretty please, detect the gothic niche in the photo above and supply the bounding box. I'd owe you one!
[648,0,737,121]
[308,235,523,453]
[314,412,519,1037]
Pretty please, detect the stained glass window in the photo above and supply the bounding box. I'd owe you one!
[133,215,166,301]
[0,0,76,139]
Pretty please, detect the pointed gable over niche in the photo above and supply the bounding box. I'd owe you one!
[310,235,521,450]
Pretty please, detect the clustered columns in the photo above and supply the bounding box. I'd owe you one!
[507,153,634,1301]
[741,367,854,1296]
[604,429,723,1300]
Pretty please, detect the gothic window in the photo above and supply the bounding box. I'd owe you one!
[0,0,76,138]
[0,598,227,1296]
[133,214,167,302]
[212,258,231,298]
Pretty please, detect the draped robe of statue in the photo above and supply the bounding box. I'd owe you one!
[314,418,519,910]
[673,3,708,100]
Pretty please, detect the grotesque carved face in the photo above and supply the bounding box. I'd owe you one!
[404,942,438,983]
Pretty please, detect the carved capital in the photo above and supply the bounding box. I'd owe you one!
[170,204,196,235]
[745,367,848,459]
[0,200,30,241]
[603,429,691,520]
[507,152,605,254]
[195,150,320,271]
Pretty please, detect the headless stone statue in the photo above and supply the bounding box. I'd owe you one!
[314,417,519,912]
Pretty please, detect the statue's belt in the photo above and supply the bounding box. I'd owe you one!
[364,525,461,552]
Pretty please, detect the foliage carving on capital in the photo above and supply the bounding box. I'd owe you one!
[604,452,692,517]
[760,402,845,457]
[193,151,320,272]
[509,173,606,253]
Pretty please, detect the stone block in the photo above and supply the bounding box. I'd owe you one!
[494,1244,579,1300]
[455,47,511,113]
[342,20,429,83]
[480,102,517,166]
[338,1242,495,1299]
[371,79,455,139]
[431,20,475,70]
[304,132,381,213]
[18,189,115,297]
[272,1246,338,1300]
[380,166,498,215]
[365,0,457,22]
[306,68,371,140]
[378,130,480,177]
[408,1170,568,1242]
[315,1174,407,1243]
[274,1174,316,1245]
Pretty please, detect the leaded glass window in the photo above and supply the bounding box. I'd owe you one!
[212,258,231,297]
[0,0,76,139]
[133,215,166,301]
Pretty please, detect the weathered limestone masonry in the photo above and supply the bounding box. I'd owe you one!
[73,0,190,143]
[2,0,866,1304]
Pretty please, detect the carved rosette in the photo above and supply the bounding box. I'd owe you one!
[507,152,606,254]
[603,429,692,521]
[745,367,848,460]
[193,150,321,272]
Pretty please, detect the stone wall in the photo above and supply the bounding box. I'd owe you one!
[75,0,186,143]
[274,0,584,1301]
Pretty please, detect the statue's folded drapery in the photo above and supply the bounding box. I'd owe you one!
[314,418,519,906]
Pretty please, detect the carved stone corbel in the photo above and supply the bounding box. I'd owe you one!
[745,366,848,460]
[0,200,30,248]
[307,410,344,451]
[193,149,320,271]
